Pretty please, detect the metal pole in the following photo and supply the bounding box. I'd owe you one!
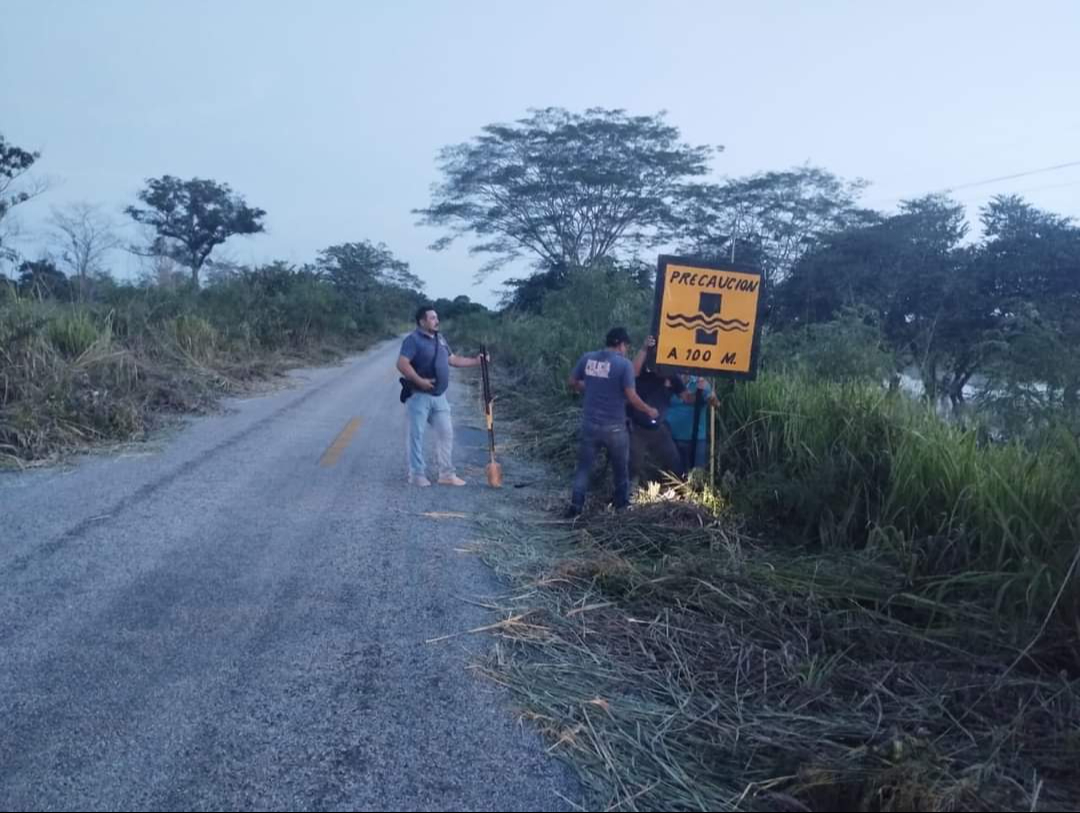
[710,377,718,484]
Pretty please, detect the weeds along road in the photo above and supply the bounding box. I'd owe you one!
[0,338,576,812]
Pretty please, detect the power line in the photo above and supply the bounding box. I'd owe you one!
[867,159,1080,207]
[949,178,1080,204]
[940,160,1080,194]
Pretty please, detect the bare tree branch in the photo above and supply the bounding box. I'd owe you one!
[48,202,122,299]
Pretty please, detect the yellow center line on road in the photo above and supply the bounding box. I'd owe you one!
[318,417,362,467]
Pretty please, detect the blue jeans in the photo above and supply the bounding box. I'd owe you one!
[571,421,630,510]
[406,392,454,478]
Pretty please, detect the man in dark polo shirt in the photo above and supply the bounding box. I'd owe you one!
[565,327,659,517]
[396,304,486,487]
[628,335,694,484]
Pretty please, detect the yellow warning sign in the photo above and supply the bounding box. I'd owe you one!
[651,256,764,379]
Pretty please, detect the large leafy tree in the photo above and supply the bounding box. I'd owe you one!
[775,195,973,401]
[971,195,1080,412]
[126,176,266,285]
[415,107,716,281]
[315,241,425,325]
[680,166,873,292]
[316,241,423,295]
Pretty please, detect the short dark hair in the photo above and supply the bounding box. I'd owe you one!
[605,327,631,347]
[415,304,436,325]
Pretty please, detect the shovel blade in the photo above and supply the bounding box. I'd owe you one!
[486,461,503,488]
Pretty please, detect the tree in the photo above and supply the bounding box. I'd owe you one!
[680,166,872,291]
[17,258,70,300]
[765,306,895,383]
[0,133,46,266]
[980,193,1073,243]
[48,202,121,300]
[774,195,973,402]
[315,241,425,330]
[316,241,424,296]
[126,176,266,285]
[971,195,1080,413]
[500,255,653,312]
[430,294,489,321]
[415,107,716,280]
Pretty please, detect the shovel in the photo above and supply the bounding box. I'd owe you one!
[479,344,503,487]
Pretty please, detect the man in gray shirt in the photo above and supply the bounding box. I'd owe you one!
[397,304,486,486]
[566,327,658,516]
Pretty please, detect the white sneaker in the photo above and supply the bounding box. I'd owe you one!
[409,474,432,487]
[437,474,466,486]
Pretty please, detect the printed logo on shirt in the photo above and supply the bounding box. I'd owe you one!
[585,359,612,378]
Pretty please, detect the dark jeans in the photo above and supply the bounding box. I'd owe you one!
[571,421,630,510]
[675,439,709,473]
[630,423,684,483]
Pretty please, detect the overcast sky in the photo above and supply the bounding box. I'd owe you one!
[3,0,1079,304]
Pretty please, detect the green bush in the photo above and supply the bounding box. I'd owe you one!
[764,307,896,383]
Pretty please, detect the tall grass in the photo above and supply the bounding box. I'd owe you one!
[444,269,1080,810]
[0,271,395,465]
[715,374,1080,646]
[1,304,142,464]
[45,310,109,358]
[451,270,1080,660]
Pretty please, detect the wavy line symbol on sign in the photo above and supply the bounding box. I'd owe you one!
[664,313,750,332]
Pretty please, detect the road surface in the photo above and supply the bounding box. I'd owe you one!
[0,338,576,812]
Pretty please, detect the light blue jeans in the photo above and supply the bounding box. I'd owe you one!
[406,392,454,478]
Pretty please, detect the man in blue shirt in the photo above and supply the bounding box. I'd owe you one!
[565,327,659,517]
[397,304,486,487]
[665,374,721,473]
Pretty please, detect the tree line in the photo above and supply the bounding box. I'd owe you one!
[413,107,1080,421]
[6,110,1079,421]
